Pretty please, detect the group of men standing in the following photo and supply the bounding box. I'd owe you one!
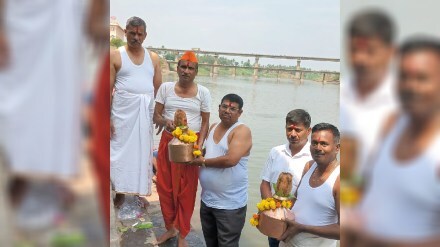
[111,16,341,247]
[110,16,252,247]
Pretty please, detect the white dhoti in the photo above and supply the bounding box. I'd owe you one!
[280,232,337,247]
[0,0,86,178]
[110,90,153,196]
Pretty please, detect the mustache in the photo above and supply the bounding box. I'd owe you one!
[353,65,368,73]
[313,151,325,155]
[400,90,419,101]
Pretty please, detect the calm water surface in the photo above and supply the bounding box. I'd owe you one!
[155,75,340,246]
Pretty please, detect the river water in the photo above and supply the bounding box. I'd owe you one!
[156,74,340,246]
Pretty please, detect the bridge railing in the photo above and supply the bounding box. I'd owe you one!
[150,47,340,82]
[165,61,339,82]
[149,47,340,62]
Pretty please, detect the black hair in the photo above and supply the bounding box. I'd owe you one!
[220,94,244,110]
[285,109,311,128]
[312,123,340,144]
[348,9,395,45]
[399,36,440,57]
[126,16,147,32]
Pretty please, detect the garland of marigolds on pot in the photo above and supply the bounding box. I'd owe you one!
[249,197,292,226]
[171,126,202,157]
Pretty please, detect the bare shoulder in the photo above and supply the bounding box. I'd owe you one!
[380,111,401,138]
[230,124,252,141]
[302,160,314,177]
[110,48,122,70]
[333,175,340,193]
[209,122,218,129]
[149,51,160,64]
[235,124,251,134]
[208,122,218,133]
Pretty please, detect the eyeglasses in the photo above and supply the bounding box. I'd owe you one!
[219,104,239,113]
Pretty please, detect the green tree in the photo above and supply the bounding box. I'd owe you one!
[110,38,125,48]
[164,52,176,61]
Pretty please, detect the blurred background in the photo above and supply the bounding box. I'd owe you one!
[0,0,109,246]
[340,1,440,246]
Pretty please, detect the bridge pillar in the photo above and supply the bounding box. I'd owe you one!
[174,52,180,71]
[211,55,219,77]
[295,59,301,79]
[322,73,327,82]
[253,57,260,79]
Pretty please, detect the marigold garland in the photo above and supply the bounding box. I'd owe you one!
[250,198,292,227]
[172,127,202,157]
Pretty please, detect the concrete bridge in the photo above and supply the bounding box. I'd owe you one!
[148,47,340,82]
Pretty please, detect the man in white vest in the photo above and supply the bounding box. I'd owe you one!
[190,93,253,247]
[280,123,340,247]
[110,16,162,208]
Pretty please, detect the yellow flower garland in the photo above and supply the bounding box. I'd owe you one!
[250,198,292,227]
[172,127,198,144]
[172,127,202,158]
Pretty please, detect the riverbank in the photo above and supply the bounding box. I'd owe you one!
[112,182,206,247]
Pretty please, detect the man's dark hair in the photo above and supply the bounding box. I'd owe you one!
[312,123,340,144]
[221,94,244,110]
[348,9,395,45]
[285,109,311,128]
[126,16,147,32]
[399,36,440,57]
[177,60,199,71]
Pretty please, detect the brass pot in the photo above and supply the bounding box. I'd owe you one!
[168,138,194,163]
[257,208,295,239]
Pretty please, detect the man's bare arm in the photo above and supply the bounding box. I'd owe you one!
[260,180,273,199]
[153,102,174,134]
[150,51,162,97]
[197,111,210,148]
[86,0,108,50]
[280,176,340,241]
[193,125,252,168]
[110,49,121,137]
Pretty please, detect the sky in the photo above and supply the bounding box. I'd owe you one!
[110,0,340,71]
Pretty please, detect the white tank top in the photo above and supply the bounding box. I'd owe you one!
[293,162,340,226]
[115,46,154,95]
[360,115,440,240]
[285,162,339,247]
[199,122,249,210]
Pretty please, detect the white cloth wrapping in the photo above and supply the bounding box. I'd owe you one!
[110,90,154,196]
[280,232,337,247]
[0,0,85,178]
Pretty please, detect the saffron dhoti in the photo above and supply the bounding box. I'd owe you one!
[156,130,199,238]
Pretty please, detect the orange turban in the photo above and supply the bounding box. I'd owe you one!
[179,51,198,63]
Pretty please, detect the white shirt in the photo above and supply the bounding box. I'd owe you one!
[155,81,211,132]
[261,143,312,196]
[340,73,398,175]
